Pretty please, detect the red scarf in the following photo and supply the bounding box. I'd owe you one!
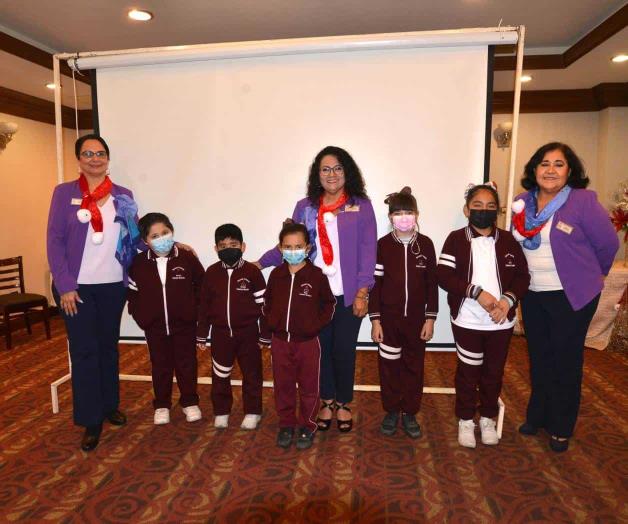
[512,210,545,238]
[318,192,348,266]
[79,173,112,234]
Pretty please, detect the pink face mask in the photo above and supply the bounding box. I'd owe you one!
[392,214,416,232]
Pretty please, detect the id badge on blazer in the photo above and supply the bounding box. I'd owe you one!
[556,221,573,235]
[71,198,82,205]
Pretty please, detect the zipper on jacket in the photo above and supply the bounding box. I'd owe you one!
[161,283,170,336]
[227,269,234,337]
[404,243,409,317]
[285,273,295,342]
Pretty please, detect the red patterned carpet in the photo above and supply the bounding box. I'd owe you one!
[1,318,626,523]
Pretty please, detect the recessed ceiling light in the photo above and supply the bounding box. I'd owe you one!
[611,54,628,63]
[45,82,56,89]
[128,9,153,21]
[520,75,533,83]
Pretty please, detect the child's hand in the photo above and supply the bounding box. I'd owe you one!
[477,291,498,313]
[258,343,271,350]
[371,320,383,343]
[489,299,510,324]
[196,343,207,352]
[420,319,434,341]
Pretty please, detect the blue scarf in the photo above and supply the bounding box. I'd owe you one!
[114,194,141,269]
[523,185,571,250]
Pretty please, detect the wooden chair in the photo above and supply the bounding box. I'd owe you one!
[0,256,51,349]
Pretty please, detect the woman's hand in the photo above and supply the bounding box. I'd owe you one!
[60,291,82,317]
[176,242,198,258]
[352,288,369,317]
[371,319,383,343]
[252,261,263,270]
[420,319,435,341]
[477,291,498,313]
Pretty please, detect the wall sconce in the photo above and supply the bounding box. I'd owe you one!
[0,122,19,151]
[493,121,513,149]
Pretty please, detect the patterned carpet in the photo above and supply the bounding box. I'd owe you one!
[1,318,626,523]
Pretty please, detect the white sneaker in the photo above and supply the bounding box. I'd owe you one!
[154,408,170,425]
[182,405,202,423]
[479,417,499,445]
[240,414,261,430]
[214,414,229,428]
[458,419,476,448]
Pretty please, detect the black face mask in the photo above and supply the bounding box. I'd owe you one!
[217,248,242,266]
[469,209,497,229]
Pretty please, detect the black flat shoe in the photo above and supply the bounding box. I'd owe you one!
[336,403,353,433]
[518,422,538,436]
[316,400,335,432]
[549,436,569,453]
[380,412,399,436]
[401,414,422,440]
[106,410,127,426]
[276,427,294,449]
[81,425,102,451]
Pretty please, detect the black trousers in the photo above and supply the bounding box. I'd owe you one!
[53,282,127,428]
[319,295,363,404]
[521,290,600,438]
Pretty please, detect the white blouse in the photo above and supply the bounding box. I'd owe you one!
[524,216,563,292]
[314,215,344,296]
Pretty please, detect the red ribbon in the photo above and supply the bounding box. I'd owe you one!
[512,210,546,238]
[79,173,112,233]
[318,192,348,266]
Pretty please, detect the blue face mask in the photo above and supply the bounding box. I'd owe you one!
[150,233,175,256]
[282,249,307,265]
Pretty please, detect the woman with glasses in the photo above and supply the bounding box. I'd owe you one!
[47,134,141,451]
[512,142,618,452]
[257,145,377,432]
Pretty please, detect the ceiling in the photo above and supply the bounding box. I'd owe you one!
[0,0,626,114]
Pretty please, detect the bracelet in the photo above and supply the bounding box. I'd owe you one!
[356,294,369,300]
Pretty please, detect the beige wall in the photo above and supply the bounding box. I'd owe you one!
[489,109,627,257]
[0,113,83,302]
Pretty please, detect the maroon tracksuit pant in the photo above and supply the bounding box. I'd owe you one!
[145,326,199,409]
[211,325,263,416]
[271,336,321,433]
[378,314,426,415]
[452,323,513,419]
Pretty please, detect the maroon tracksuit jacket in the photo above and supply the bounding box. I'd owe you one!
[437,226,530,419]
[127,247,205,409]
[196,259,267,416]
[262,261,336,431]
[368,231,439,415]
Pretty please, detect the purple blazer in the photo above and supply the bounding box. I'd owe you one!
[516,188,619,311]
[259,196,377,307]
[47,179,135,295]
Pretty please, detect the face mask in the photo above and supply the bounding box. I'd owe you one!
[282,249,307,265]
[218,247,243,266]
[392,214,416,232]
[469,209,497,229]
[150,233,174,256]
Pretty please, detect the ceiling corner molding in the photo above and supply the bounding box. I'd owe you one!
[493,82,628,113]
[0,86,92,129]
[0,31,91,85]
[495,4,628,71]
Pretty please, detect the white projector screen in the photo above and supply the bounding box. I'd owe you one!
[94,44,491,347]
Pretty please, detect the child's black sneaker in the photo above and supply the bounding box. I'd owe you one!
[380,412,399,436]
[276,427,294,448]
[401,413,422,439]
[295,427,315,450]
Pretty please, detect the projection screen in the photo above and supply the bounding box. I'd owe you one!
[70,31,512,348]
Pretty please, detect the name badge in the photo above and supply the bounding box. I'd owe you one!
[345,205,360,212]
[71,198,82,205]
[556,221,573,235]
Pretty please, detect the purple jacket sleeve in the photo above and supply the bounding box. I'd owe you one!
[47,185,76,295]
[356,198,377,291]
[580,191,620,275]
[259,200,303,268]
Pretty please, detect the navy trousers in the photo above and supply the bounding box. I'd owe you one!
[319,295,363,404]
[53,282,127,427]
[521,290,600,437]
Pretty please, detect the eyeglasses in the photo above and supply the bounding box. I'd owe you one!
[320,165,344,176]
[80,150,108,159]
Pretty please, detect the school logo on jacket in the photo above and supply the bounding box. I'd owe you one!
[236,278,251,292]
[299,283,313,297]
[172,266,186,280]
[416,254,427,268]
[504,253,516,268]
